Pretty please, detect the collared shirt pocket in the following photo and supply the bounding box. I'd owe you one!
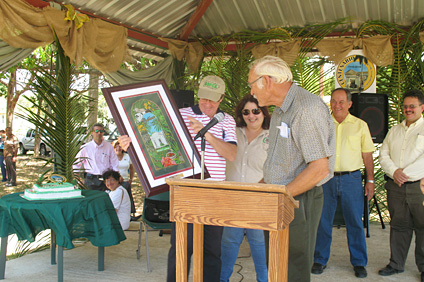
[347,135,361,151]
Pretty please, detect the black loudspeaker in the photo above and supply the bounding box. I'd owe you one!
[349,93,389,143]
[170,89,194,109]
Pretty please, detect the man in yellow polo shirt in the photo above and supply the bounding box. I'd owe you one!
[312,88,375,278]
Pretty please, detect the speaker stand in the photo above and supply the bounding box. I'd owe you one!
[363,171,386,237]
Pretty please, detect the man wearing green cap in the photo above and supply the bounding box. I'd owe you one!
[167,75,237,282]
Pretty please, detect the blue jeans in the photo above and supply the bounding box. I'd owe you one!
[220,227,268,282]
[0,154,6,181]
[314,170,368,267]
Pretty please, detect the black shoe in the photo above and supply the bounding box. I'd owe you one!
[378,265,404,276]
[130,215,141,221]
[421,272,423,282]
[311,263,326,274]
[354,266,367,278]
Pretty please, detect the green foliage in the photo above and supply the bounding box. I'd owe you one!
[16,35,92,185]
[291,56,334,96]
[34,168,52,186]
[0,83,7,97]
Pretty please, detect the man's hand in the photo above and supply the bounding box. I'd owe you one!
[187,116,203,134]
[118,135,132,151]
[187,116,236,161]
[393,168,409,187]
[365,182,375,200]
[12,156,16,163]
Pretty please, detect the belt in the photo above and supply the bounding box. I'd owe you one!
[86,174,102,179]
[334,169,359,176]
[384,175,419,184]
[404,180,420,184]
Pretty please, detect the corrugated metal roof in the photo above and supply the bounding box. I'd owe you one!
[37,0,424,61]
[193,0,424,37]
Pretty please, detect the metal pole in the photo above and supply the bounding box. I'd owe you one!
[200,137,206,180]
[57,245,63,282]
[0,236,7,279]
[51,230,56,265]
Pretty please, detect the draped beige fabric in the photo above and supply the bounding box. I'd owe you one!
[104,56,175,86]
[251,39,301,66]
[0,0,127,73]
[159,38,203,72]
[316,35,393,66]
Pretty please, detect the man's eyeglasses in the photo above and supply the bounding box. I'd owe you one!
[403,104,422,110]
[242,108,261,116]
[93,129,105,133]
[248,76,263,88]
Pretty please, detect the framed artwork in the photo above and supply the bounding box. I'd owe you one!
[102,80,208,197]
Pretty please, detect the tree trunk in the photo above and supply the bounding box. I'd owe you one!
[6,70,17,129]
[33,99,43,157]
[87,72,99,128]
[5,70,32,130]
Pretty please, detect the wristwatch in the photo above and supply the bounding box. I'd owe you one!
[367,180,374,183]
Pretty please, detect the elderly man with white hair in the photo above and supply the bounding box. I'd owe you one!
[248,55,336,282]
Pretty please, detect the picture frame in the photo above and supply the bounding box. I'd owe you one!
[102,80,208,197]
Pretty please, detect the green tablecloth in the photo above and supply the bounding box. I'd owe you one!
[0,190,126,249]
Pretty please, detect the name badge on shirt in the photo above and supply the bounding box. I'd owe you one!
[277,122,290,138]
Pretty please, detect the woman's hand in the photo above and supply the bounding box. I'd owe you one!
[118,135,132,151]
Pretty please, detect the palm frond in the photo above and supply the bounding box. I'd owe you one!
[7,231,51,260]
[16,35,92,184]
[292,57,334,96]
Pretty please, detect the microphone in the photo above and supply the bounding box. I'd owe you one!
[194,112,225,140]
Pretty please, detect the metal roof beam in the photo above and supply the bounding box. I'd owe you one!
[127,45,168,59]
[179,0,214,41]
[24,0,51,8]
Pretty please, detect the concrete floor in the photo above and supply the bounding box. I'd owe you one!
[1,222,421,282]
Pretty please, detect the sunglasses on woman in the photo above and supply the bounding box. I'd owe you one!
[242,108,261,116]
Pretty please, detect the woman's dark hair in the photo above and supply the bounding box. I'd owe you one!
[234,94,270,129]
[102,169,121,182]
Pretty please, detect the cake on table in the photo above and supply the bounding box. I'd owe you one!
[23,175,82,200]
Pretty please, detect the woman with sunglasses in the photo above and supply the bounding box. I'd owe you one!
[220,94,271,282]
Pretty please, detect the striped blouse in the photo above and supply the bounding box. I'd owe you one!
[179,105,237,181]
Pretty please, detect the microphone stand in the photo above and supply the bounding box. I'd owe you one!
[200,134,206,180]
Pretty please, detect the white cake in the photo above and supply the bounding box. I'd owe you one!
[24,182,82,200]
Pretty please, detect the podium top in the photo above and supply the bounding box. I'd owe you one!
[165,177,298,208]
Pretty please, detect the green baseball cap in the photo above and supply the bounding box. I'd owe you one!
[198,75,225,102]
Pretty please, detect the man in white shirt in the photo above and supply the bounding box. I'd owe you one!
[378,90,424,281]
[73,123,119,191]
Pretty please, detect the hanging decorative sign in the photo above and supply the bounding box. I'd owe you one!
[335,50,376,93]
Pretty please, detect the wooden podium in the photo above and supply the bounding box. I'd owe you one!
[165,177,299,282]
